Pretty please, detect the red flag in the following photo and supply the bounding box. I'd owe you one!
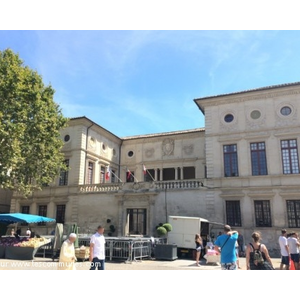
[143,165,147,175]
[105,166,110,180]
[127,168,131,180]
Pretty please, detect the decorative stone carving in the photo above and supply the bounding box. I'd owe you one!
[275,104,298,127]
[162,138,174,156]
[219,120,237,133]
[246,111,266,130]
[219,110,238,133]
[183,144,194,155]
[145,148,154,158]
[88,137,96,150]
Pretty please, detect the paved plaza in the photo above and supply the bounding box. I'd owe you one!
[0,256,283,270]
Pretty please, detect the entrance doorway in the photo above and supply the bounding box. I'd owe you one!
[127,209,147,235]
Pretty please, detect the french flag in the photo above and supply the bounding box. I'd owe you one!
[127,168,132,180]
[105,166,111,180]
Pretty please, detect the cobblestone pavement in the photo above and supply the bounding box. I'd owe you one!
[0,256,283,270]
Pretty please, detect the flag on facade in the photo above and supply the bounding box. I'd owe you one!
[127,168,132,180]
[105,166,111,180]
[143,165,147,175]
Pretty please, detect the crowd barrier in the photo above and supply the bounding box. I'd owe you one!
[78,237,153,262]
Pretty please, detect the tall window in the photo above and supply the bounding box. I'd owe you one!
[144,169,155,182]
[111,170,116,183]
[126,171,134,182]
[21,206,30,214]
[21,206,30,226]
[163,168,175,181]
[56,205,66,224]
[59,159,69,186]
[87,162,94,184]
[223,144,239,177]
[183,166,196,179]
[100,166,105,183]
[281,139,300,174]
[38,205,47,226]
[254,200,272,227]
[251,142,268,175]
[286,200,300,228]
[127,209,147,235]
[226,201,241,227]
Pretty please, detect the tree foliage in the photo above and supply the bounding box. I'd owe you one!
[0,49,68,196]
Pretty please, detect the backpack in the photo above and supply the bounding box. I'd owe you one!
[250,243,264,265]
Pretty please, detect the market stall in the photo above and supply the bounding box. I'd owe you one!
[0,213,55,260]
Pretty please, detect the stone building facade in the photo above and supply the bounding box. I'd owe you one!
[9,82,300,253]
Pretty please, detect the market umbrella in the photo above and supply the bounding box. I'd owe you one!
[0,213,56,224]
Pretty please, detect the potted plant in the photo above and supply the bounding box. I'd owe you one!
[154,223,177,260]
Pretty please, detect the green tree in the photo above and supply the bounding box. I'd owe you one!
[0,48,68,196]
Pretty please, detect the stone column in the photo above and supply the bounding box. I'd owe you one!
[149,198,156,236]
[117,197,124,236]
[180,167,184,180]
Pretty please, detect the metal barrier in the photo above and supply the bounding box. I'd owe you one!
[130,240,152,262]
[77,237,153,262]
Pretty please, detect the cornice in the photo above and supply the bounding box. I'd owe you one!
[196,86,300,112]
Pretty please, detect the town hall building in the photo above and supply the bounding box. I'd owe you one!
[8,81,300,252]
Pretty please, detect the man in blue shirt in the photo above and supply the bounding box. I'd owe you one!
[214,225,238,270]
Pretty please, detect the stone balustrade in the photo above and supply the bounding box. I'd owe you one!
[154,179,203,190]
[79,183,122,193]
[78,179,204,193]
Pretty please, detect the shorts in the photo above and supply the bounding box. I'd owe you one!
[290,253,300,263]
[221,262,237,270]
[281,256,289,265]
[196,247,201,252]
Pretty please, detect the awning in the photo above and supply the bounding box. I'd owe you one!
[0,213,56,224]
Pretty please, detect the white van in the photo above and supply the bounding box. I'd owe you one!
[168,215,224,258]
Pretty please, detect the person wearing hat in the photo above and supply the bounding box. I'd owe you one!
[58,233,77,270]
[214,225,239,270]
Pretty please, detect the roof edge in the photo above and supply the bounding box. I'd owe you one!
[194,81,300,102]
[122,127,205,140]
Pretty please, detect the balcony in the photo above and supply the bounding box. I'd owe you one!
[78,179,204,194]
[79,183,122,193]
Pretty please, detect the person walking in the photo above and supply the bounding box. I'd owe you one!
[214,225,239,270]
[58,233,77,270]
[246,231,274,270]
[89,225,106,270]
[235,241,241,269]
[287,232,300,270]
[237,231,245,257]
[195,234,203,267]
[278,229,289,270]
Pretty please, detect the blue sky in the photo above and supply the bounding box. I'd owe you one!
[1,30,300,137]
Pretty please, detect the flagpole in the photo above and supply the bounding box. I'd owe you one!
[113,172,123,183]
[106,166,123,183]
[125,167,139,183]
[146,169,156,182]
